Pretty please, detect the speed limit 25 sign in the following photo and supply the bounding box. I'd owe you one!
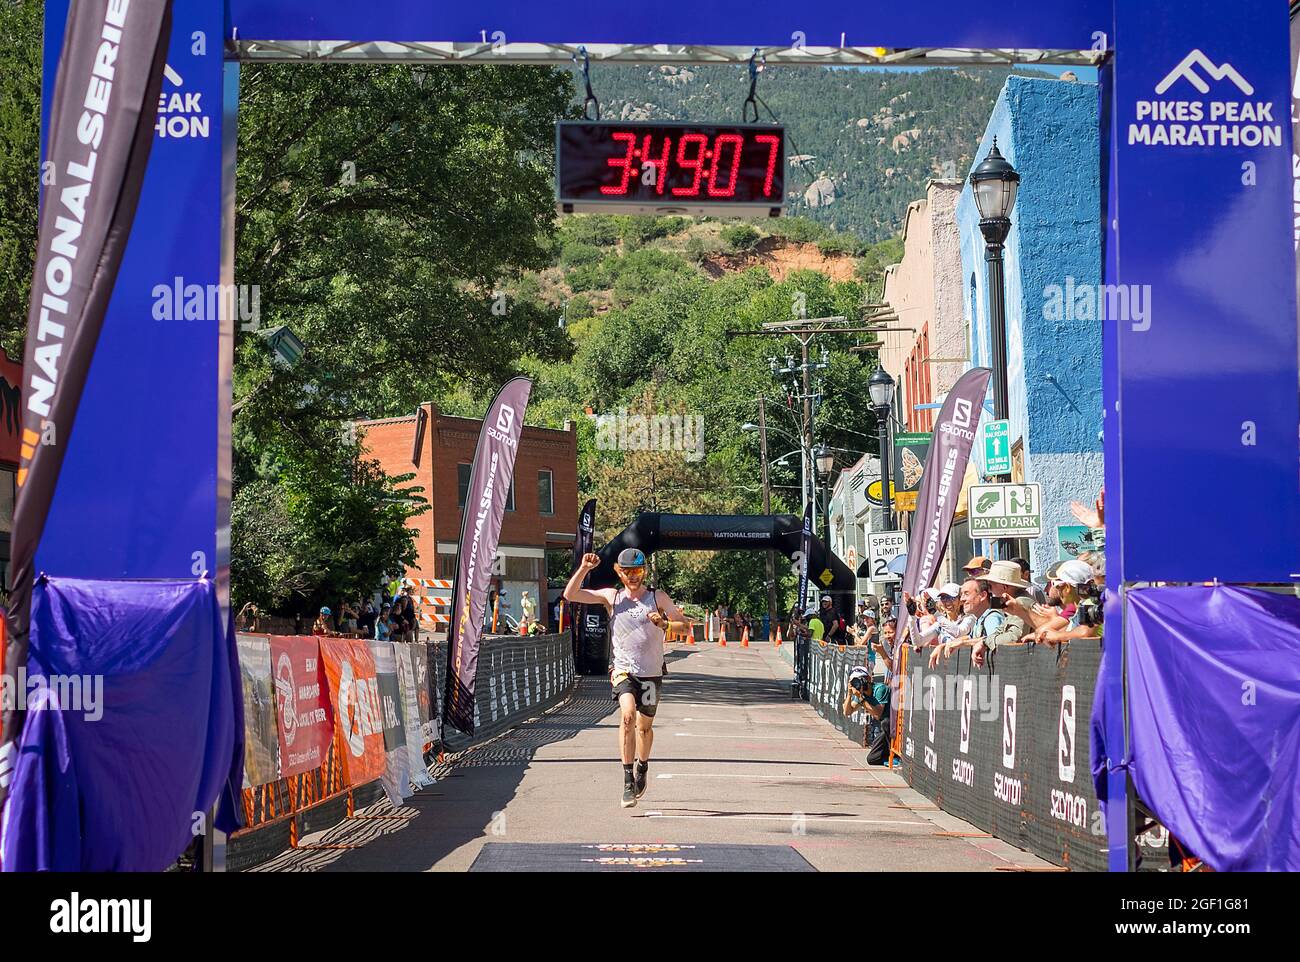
[867,530,906,583]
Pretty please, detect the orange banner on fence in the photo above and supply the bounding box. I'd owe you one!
[319,637,387,787]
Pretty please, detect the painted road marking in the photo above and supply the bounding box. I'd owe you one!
[673,732,840,742]
[656,772,878,785]
[636,813,929,826]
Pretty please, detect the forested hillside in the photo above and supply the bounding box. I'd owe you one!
[590,64,1059,241]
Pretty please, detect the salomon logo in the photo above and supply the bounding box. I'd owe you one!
[1058,685,1076,783]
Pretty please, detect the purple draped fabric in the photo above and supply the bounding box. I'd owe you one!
[1092,585,1300,871]
[1,577,241,871]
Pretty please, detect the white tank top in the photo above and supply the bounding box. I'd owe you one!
[611,587,665,676]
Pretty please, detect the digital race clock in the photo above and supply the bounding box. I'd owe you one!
[555,120,786,217]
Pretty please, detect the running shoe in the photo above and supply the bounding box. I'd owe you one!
[634,761,649,799]
[622,772,637,808]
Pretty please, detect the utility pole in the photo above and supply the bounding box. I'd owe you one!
[758,397,778,644]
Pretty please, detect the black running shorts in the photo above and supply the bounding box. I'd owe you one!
[611,671,662,717]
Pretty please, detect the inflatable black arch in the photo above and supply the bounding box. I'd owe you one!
[573,512,856,672]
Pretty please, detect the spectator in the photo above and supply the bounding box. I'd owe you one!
[842,665,891,764]
[313,606,332,636]
[868,619,901,766]
[919,583,976,666]
[852,602,878,648]
[938,577,1026,669]
[375,603,393,640]
[358,600,377,639]
[1026,559,1103,645]
[340,601,359,637]
[962,555,992,576]
[236,602,261,632]
[819,594,844,644]
[806,605,825,642]
[1012,557,1048,605]
[520,589,537,627]
[981,559,1035,618]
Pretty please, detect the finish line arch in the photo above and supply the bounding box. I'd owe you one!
[28,0,1300,875]
[587,511,855,604]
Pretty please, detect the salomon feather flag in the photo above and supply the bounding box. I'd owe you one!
[443,377,533,735]
[0,0,174,808]
[569,498,596,663]
[797,502,813,614]
[895,367,992,645]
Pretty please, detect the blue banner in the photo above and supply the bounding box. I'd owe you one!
[1110,0,1300,581]
[38,0,225,583]
[223,0,1108,50]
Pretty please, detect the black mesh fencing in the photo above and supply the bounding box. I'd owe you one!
[804,642,874,746]
[431,632,577,752]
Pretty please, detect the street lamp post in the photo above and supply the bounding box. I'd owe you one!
[971,137,1020,559]
[868,367,896,539]
[753,401,779,644]
[815,444,835,552]
[971,137,1020,435]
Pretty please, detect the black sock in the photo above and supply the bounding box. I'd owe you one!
[623,763,634,777]
[636,760,648,772]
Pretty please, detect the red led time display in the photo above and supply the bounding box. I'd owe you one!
[556,121,785,213]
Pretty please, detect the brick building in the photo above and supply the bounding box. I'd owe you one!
[355,402,579,629]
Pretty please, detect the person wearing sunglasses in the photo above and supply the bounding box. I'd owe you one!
[564,547,690,808]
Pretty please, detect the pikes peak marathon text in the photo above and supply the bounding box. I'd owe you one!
[1130,100,1282,147]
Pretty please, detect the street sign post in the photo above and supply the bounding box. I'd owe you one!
[867,530,907,583]
[983,419,1011,476]
[969,483,1042,538]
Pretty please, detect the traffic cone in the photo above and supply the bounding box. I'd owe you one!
[774,624,783,648]
[687,621,696,645]
[719,622,728,647]
[740,625,750,647]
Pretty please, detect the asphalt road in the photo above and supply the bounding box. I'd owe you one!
[256,640,1049,872]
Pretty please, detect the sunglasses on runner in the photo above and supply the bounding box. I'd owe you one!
[618,566,646,578]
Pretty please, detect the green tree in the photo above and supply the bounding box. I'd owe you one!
[0,0,42,359]
[231,440,426,616]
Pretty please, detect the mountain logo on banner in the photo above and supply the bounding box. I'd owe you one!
[1132,50,1280,149]
[1156,50,1253,96]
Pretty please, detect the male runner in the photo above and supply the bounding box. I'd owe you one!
[564,547,690,808]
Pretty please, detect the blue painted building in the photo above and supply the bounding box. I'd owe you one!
[958,75,1104,572]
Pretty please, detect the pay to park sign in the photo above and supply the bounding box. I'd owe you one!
[867,530,907,583]
[969,483,1042,538]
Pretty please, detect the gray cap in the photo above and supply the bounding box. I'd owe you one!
[616,547,647,567]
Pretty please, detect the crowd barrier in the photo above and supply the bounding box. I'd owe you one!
[895,640,1168,871]
[227,631,576,871]
[805,641,874,746]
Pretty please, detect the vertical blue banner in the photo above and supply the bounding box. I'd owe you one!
[1111,0,1300,582]
[38,0,225,583]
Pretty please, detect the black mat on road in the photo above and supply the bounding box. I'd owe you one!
[470,842,816,872]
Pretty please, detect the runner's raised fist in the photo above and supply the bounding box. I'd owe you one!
[581,552,601,570]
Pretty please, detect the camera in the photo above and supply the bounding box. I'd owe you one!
[924,596,938,615]
[1077,600,1104,628]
